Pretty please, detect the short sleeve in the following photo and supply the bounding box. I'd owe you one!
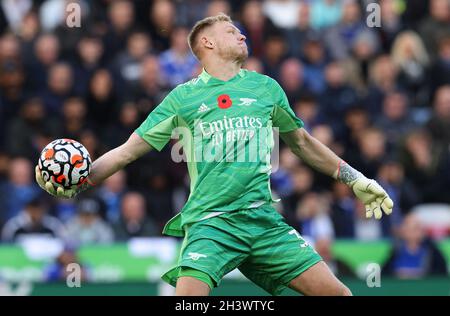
[135,89,180,151]
[270,79,304,132]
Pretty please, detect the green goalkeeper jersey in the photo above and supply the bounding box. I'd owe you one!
[135,69,303,237]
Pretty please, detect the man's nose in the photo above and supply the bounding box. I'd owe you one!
[239,34,246,41]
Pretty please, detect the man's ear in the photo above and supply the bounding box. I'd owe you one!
[200,35,214,50]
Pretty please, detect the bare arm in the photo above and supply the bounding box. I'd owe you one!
[88,132,152,185]
[36,132,152,197]
[280,128,351,181]
[280,128,393,219]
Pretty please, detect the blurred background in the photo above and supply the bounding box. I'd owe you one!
[0,0,450,296]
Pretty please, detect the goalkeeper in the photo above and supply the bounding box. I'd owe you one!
[36,14,393,296]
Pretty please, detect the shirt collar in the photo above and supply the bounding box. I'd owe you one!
[199,68,245,84]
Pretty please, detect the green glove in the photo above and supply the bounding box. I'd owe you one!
[35,165,80,199]
[350,177,394,220]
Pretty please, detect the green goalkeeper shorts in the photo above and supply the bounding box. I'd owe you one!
[161,204,322,295]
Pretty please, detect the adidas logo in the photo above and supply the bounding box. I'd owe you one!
[198,103,210,113]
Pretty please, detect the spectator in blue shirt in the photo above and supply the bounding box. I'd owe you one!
[382,213,448,278]
[159,26,198,88]
[0,157,41,224]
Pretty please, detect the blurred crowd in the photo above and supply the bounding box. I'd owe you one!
[0,0,449,277]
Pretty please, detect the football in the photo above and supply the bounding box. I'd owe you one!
[38,139,92,189]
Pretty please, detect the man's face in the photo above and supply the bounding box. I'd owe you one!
[209,21,248,64]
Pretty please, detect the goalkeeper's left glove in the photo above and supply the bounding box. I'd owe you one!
[349,176,393,219]
[336,161,394,220]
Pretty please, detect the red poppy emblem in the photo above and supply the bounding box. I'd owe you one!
[217,94,232,109]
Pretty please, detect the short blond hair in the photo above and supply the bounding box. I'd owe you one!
[188,13,232,59]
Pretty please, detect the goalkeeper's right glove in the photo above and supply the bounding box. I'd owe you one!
[35,166,90,199]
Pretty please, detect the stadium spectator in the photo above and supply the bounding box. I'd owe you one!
[377,0,404,52]
[239,0,280,59]
[65,197,114,245]
[174,0,209,28]
[60,97,90,141]
[374,91,415,148]
[285,2,314,59]
[39,0,85,32]
[261,32,287,79]
[73,34,105,96]
[147,0,176,53]
[301,32,328,94]
[142,169,176,232]
[310,124,343,191]
[391,31,430,107]
[86,69,119,130]
[324,0,378,61]
[365,55,400,115]
[98,170,128,224]
[293,94,321,132]
[350,28,380,85]
[40,62,74,115]
[159,26,198,88]
[294,192,335,244]
[0,0,32,34]
[376,160,421,218]
[79,128,106,162]
[382,213,448,278]
[278,57,309,104]
[350,128,387,179]
[243,56,264,73]
[50,1,89,61]
[52,198,78,224]
[113,191,158,241]
[103,0,136,62]
[426,85,450,147]
[0,33,25,119]
[27,33,60,91]
[132,55,169,118]
[330,182,356,238]
[418,0,450,59]
[310,0,342,30]
[205,0,232,18]
[401,0,430,30]
[320,62,358,134]
[271,147,300,200]
[429,36,450,96]
[283,164,314,218]
[103,102,140,149]
[44,246,92,282]
[113,30,153,90]
[5,97,58,159]
[0,157,41,224]
[400,129,450,203]
[1,194,66,243]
